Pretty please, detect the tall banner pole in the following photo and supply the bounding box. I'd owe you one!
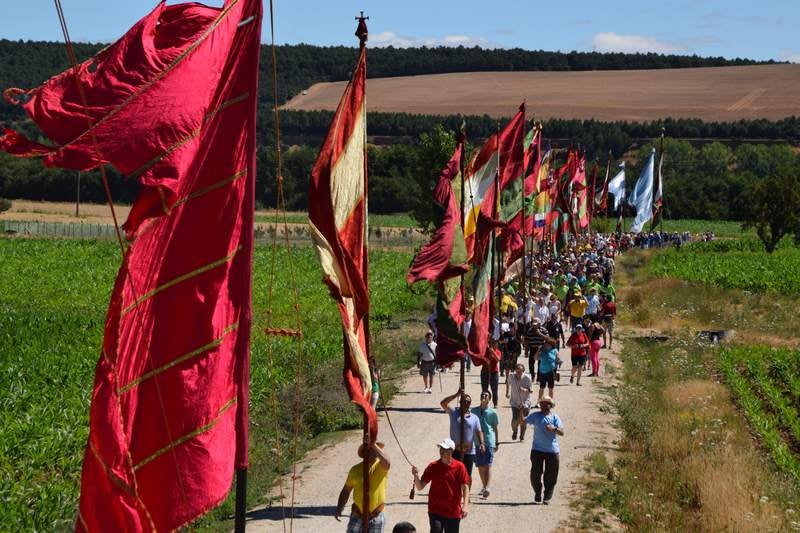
[457,124,467,447]
[355,12,372,529]
[660,127,665,234]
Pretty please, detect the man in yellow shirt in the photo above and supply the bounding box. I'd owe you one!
[335,441,391,532]
[567,291,589,332]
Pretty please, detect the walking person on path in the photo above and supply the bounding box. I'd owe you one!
[417,331,437,394]
[600,295,616,348]
[566,290,588,332]
[507,363,532,441]
[536,338,558,402]
[566,324,590,386]
[525,396,565,505]
[335,441,391,532]
[471,391,499,498]
[411,438,470,533]
[480,342,500,408]
[440,390,484,480]
[587,320,605,377]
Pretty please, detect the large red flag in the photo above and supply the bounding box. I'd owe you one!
[307,39,378,439]
[467,211,505,361]
[407,142,468,284]
[1,1,262,530]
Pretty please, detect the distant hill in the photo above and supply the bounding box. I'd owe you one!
[284,64,800,122]
[0,38,775,123]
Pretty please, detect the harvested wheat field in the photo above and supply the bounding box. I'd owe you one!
[284,63,800,122]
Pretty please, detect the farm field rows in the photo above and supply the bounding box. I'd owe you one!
[0,237,422,530]
[719,346,800,481]
[648,241,800,295]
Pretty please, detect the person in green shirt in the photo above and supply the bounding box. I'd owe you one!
[601,282,616,302]
[554,278,570,304]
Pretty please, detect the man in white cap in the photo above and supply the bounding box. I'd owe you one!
[525,396,564,504]
[411,438,470,533]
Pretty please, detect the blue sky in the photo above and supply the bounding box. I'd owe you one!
[2,0,798,62]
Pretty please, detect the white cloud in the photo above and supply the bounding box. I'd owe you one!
[779,49,800,63]
[370,31,501,49]
[591,32,686,54]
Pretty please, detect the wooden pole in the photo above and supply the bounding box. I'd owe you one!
[355,12,371,529]
[659,127,665,234]
[75,171,81,217]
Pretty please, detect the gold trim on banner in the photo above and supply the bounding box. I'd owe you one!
[128,93,249,179]
[120,246,241,317]
[89,441,136,497]
[133,398,237,471]
[129,169,246,242]
[57,0,241,152]
[118,322,240,394]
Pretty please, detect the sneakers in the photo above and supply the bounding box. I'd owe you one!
[542,498,551,505]
[480,487,490,498]
[426,388,432,394]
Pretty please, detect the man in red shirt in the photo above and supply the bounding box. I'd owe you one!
[412,438,470,533]
[600,295,617,349]
[566,324,590,386]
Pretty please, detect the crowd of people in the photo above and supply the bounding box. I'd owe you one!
[336,233,629,532]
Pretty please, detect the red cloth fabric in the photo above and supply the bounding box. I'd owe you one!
[421,459,470,519]
[434,282,467,367]
[1,1,262,530]
[602,301,617,317]
[407,142,468,284]
[307,44,378,440]
[567,332,590,356]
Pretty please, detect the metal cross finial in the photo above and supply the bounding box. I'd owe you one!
[355,11,369,45]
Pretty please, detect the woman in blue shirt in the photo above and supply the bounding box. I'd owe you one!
[524,396,565,504]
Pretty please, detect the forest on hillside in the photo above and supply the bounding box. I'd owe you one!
[1,39,797,226]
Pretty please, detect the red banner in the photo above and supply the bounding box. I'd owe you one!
[0,1,263,529]
[308,43,378,440]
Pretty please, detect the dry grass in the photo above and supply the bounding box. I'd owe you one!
[284,64,800,122]
[658,380,786,531]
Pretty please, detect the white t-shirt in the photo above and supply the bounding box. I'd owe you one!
[418,341,437,362]
[508,372,533,408]
[533,302,550,324]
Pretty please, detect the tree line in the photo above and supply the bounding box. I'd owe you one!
[0,38,774,122]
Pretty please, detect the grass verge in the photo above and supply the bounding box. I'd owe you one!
[0,237,428,530]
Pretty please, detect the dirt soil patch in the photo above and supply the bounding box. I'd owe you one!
[284,64,800,122]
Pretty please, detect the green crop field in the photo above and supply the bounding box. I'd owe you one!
[256,211,417,228]
[648,240,800,295]
[719,346,800,482]
[0,237,422,530]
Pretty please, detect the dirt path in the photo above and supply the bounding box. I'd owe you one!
[247,329,623,532]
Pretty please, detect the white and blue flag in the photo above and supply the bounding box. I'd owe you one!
[606,162,626,211]
[628,149,655,233]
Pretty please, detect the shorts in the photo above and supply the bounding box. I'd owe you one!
[512,405,530,420]
[537,371,555,389]
[603,316,615,331]
[475,446,495,467]
[571,355,587,367]
[420,360,436,377]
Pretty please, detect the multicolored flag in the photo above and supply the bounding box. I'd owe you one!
[463,104,525,258]
[308,33,377,438]
[407,141,468,284]
[629,148,656,233]
[467,211,504,361]
[1,1,262,529]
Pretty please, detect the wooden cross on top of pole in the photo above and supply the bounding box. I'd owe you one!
[355,11,369,46]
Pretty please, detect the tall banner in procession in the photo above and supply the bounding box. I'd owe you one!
[1,0,263,529]
[462,104,525,259]
[308,27,378,439]
[628,148,656,233]
[407,141,470,366]
[652,149,665,228]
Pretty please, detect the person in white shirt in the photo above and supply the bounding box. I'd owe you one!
[533,297,550,325]
[507,364,533,441]
[417,331,437,393]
